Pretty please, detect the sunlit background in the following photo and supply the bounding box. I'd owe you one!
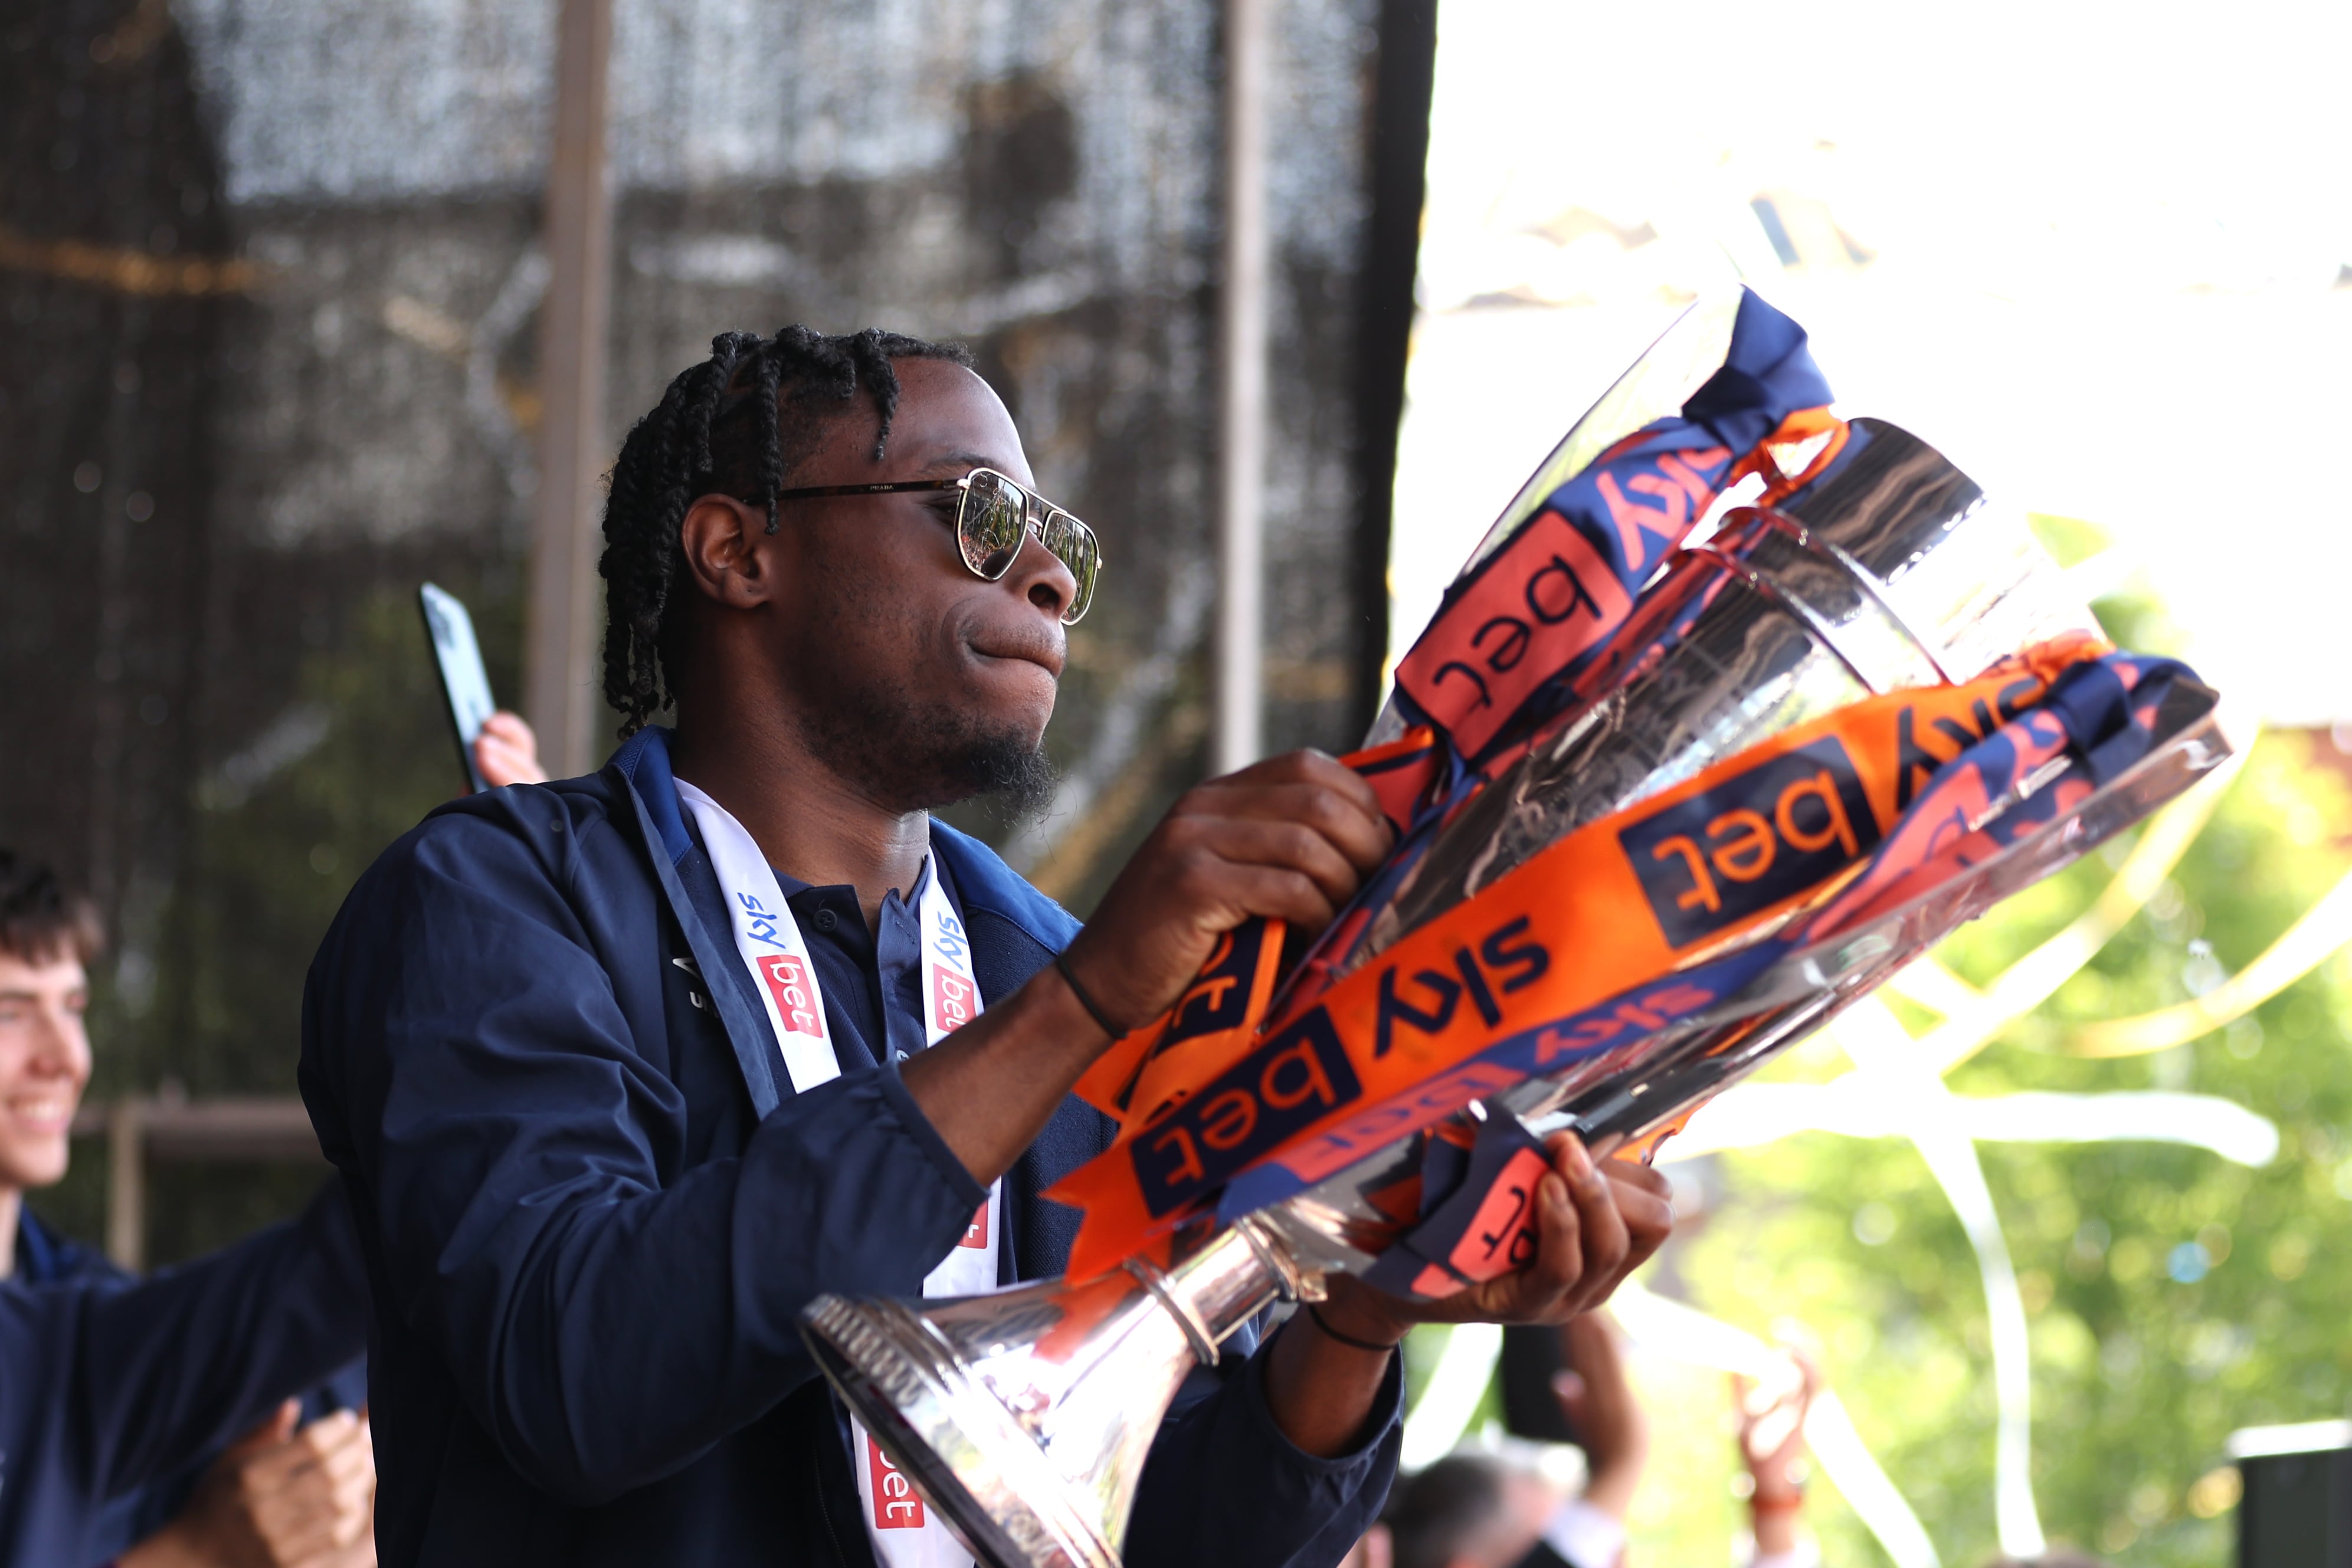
[1387,2,2352,1563]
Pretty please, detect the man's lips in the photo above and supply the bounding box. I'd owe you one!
[968,635,1064,680]
[1,1093,76,1134]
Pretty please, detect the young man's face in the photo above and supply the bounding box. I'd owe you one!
[733,358,1079,812]
[0,949,91,1190]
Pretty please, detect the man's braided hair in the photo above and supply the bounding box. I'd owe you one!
[598,325,972,736]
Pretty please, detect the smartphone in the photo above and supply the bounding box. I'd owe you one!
[418,583,495,792]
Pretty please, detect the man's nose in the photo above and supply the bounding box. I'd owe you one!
[1005,524,1079,622]
[28,1007,91,1081]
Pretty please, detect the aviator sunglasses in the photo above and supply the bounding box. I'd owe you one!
[769,467,1102,625]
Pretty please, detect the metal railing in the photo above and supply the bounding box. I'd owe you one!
[68,1096,324,1270]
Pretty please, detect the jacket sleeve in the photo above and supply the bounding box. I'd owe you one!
[2,1183,369,1508]
[1123,1318,1403,1568]
[299,804,987,1507]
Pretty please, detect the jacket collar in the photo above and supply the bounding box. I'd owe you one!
[605,727,788,1116]
[927,819,1080,957]
[610,725,694,865]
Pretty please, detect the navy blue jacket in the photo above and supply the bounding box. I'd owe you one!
[0,1188,370,1566]
[299,728,1399,1567]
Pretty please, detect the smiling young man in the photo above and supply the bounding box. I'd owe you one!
[299,326,1673,1568]
[0,851,375,1568]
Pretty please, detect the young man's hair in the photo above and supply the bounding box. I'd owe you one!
[598,325,972,737]
[0,849,103,966]
[1384,1455,1514,1568]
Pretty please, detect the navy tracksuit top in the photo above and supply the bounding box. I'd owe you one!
[299,726,1400,1567]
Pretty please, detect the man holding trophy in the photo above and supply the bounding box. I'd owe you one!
[300,326,1673,1568]
[304,291,2222,1567]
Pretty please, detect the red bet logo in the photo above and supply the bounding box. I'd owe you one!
[959,1198,990,1249]
[1398,510,1632,762]
[931,966,976,1034]
[866,1435,925,1529]
[757,953,826,1039]
[1445,1147,1548,1281]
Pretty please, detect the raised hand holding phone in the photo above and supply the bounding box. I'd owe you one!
[418,583,496,792]
[417,584,548,790]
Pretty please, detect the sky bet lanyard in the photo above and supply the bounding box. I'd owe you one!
[673,780,996,1568]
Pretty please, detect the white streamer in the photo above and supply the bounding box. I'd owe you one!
[1833,1000,2044,1560]
[1673,1081,2278,1167]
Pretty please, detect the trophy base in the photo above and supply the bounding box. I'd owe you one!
[804,1293,1121,1568]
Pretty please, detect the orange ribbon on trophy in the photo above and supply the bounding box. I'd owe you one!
[1049,633,2114,1278]
[1070,727,1442,1127]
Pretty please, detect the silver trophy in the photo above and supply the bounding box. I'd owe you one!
[801,308,2231,1568]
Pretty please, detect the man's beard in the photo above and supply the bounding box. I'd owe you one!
[798,677,1059,824]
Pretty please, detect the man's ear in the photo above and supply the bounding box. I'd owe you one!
[676,495,782,609]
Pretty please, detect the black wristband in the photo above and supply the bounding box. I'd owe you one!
[1305,1302,1404,1354]
[1054,951,1126,1041]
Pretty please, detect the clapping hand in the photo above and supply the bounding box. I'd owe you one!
[122,1400,376,1568]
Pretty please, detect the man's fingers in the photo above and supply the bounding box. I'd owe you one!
[471,710,551,787]
[1368,1138,1679,1334]
[226,1399,302,1461]
[1185,818,1368,910]
[1184,779,1396,872]
[244,1484,339,1554]
[313,1428,374,1489]
[1483,1166,1582,1320]
[1216,749,1387,816]
[329,1462,377,1542]
[299,1409,362,1449]
[1552,1136,1630,1307]
[1601,1156,1674,1202]
[283,1410,364,1478]
[232,1409,363,1508]
[1210,860,1339,933]
[1080,745,1405,1026]
[1601,1160,1675,1268]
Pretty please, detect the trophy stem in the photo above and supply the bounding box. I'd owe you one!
[802,1217,1303,1568]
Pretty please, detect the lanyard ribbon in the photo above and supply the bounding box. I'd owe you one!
[1354,1113,1555,1300]
[1388,287,1838,778]
[1050,639,2203,1279]
[673,782,992,1568]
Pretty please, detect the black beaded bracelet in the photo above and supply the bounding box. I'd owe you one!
[1305,1303,1404,1354]
[1054,952,1126,1041]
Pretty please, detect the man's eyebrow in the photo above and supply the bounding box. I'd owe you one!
[910,449,1006,476]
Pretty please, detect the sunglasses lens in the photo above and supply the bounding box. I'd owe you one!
[960,473,1025,580]
[1041,511,1099,624]
[955,471,1100,623]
